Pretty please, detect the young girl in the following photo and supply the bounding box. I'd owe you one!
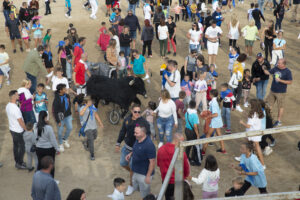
[34,83,49,120]
[97,22,111,51]
[43,29,52,46]
[239,99,265,168]
[202,89,226,155]
[117,51,127,78]
[21,22,30,52]
[142,101,157,140]
[228,46,240,76]
[42,45,53,89]
[32,19,43,49]
[58,41,67,77]
[181,74,193,106]
[232,142,268,195]
[51,67,76,95]
[188,155,220,199]
[194,72,208,111]
[209,64,218,89]
[242,69,251,108]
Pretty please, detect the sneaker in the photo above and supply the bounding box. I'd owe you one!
[167,51,171,55]
[125,185,134,196]
[68,16,72,19]
[28,167,35,172]
[59,144,65,153]
[263,146,273,156]
[6,80,10,85]
[201,150,206,156]
[216,149,227,154]
[15,163,27,169]
[236,105,243,112]
[13,49,16,53]
[244,102,249,108]
[234,156,241,162]
[90,153,95,161]
[173,52,176,56]
[65,13,69,18]
[290,19,297,22]
[269,140,276,147]
[20,47,24,52]
[225,129,231,134]
[273,121,282,127]
[34,48,37,50]
[45,85,51,90]
[63,140,70,148]
[158,142,163,149]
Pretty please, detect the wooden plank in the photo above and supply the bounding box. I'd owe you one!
[174,146,184,200]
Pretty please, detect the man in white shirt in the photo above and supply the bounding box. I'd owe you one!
[143,0,152,21]
[205,20,222,66]
[5,90,27,169]
[164,60,181,100]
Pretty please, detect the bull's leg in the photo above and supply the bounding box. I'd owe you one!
[93,96,100,108]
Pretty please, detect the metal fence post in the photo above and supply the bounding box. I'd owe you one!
[174,144,184,200]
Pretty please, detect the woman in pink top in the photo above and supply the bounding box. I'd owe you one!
[58,41,67,77]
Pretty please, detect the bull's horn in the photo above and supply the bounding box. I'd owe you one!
[129,80,135,86]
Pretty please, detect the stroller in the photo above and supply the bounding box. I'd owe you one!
[87,61,117,79]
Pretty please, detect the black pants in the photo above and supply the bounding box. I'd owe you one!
[155,23,160,40]
[45,2,51,14]
[60,58,67,77]
[10,131,25,165]
[233,82,242,104]
[259,134,275,150]
[240,180,268,195]
[175,14,180,22]
[264,39,273,61]
[165,184,175,200]
[229,39,237,48]
[142,40,152,56]
[36,147,56,177]
[182,9,188,21]
[185,128,200,163]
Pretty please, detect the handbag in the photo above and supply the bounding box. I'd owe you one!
[79,111,90,137]
[187,112,203,163]
[30,131,40,153]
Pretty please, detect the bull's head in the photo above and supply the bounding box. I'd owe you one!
[128,77,147,96]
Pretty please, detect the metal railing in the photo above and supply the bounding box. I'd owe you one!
[157,125,300,200]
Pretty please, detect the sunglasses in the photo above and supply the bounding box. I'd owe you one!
[133,111,141,114]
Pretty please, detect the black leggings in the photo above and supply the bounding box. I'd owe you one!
[229,39,237,48]
[264,39,273,61]
[142,40,152,56]
[175,14,180,22]
[36,147,56,177]
[233,82,242,105]
[259,134,275,150]
[60,58,67,77]
[165,184,175,200]
[240,180,268,195]
[155,23,160,40]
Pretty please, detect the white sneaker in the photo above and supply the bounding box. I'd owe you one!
[63,140,70,148]
[55,179,60,185]
[59,144,65,153]
[34,48,37,50]
[45,85,51,90]
[68,16,72,18]
[244,102,249,108]
[125,185,134,196]
[236,105,243,112]
[262,165,266,170]
[158,142,163,149]
[65,13,68,18]
[263,146,273,156]
[234,156,241,162]
[6,80,10,85]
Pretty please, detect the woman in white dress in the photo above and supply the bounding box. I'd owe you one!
[227,13,241,49]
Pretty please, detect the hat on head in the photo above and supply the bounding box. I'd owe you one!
[256,52,263,58]
[56,41,65,48]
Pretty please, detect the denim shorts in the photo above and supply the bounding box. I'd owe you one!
[120,146,131,167]
[130,30,137,39]
[0,69,4,75]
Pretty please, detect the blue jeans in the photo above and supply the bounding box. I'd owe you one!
[57,115,73,144]
[128,3,136,15]
[157,116,174,143]
[255,79,269,100]
[26,72,37,94]
[258,0,265,14]
[66,60,72,79]
[221,107,231,130]
[120,46,131,65]
[3,10,10,22]
[189,44,200,53]
[22,111,37,124]
[161,5,170,18]
[66,7,71,16]
[275,17,283,30]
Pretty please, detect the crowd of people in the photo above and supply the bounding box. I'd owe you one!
[0,0,298,199]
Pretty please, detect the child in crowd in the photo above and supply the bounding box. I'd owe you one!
[225,177,244,197]
[51,67,69,92]
[209,64,218,89]
[65,0,72,18]
[190,1,198,22]
[175,91,186,133]
[34,83,48,120]
[142,101,157,140]
[160,57,169,76]
[242,69,251,108]
[182,0,189,21]
[97,22,111,51]
[42,29,52,46]
[63,37,73,83]
[21,22,30,52]
[181,74,193,106]
[0,44,11,88]
[117,51,127,78]
[205,70,215,101]
[228,46,240,76]
[73,94,85,123]
[172,2,184,22]
[188,155,220,199]
[161,61,171,89]
[32,19,43,49]
[247,3,255,21]
[42,44,54,89]
[23,122,38,172]
[163,6,168,18]
[239,99,265,168]
[220,83,236,134]
[194,72,208,111]
[108,177,126,200]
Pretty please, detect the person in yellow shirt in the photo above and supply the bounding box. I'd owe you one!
[242,20,259,57]
[190,1,197,22]
[232,53,247,112]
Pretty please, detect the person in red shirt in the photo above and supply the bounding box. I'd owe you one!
[157,133,190,200]
[72,37,86,68]
[72,53,91,94]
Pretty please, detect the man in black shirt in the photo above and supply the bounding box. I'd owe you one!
[203,10,213,49]
[5,13,23,53]
[251,3,265,30]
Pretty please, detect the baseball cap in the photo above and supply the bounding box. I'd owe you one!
[256,53,263,58]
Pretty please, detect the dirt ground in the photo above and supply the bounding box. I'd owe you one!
[0,0,300,199]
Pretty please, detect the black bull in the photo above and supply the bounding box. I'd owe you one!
[86,75,147,117]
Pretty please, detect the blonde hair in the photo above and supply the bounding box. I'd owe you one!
[161,89,171,101]
[231,14,238,28]
[108,39,116,49]
[21,79,31,87]
[249,19,255,26]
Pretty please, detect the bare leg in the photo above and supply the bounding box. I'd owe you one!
[132,39,136,49]
[122,166,133,186]
[245,46,248,55]
[216,128,225,151]
[11,39,16,50]
[202,127,215,152]
[208,55,212,66]
[0,75,3,85]
[18,39,23,48]
[35,39,38,48]
[277,108,284,122]
[249,46,253,56]
[254,142,264,165]
[212,54,217,65]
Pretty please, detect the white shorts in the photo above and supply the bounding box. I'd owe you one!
[207,41,219,55]
[248,136,262,142]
